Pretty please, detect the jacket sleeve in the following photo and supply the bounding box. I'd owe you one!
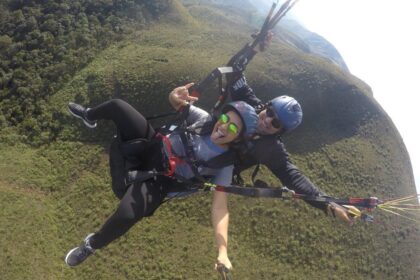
[253,137,329,211]
[227,43,257,73]
[185,105,212,125]
[226,43,263,107]
[229,73,263,107]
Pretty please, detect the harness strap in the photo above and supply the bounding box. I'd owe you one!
[199,149,236,169]
[177,130,208,183]
[125,170,163,185]
[157,131,209,184]
[156,132,184,177]
[215,185,382,210]
[251,164,260,184]
[215,185,287,198]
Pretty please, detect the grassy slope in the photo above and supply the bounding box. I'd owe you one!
[0,182,61,280]
[0,1,419,279]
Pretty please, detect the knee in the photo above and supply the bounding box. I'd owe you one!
[114,208,143,226]
[115,200,145,225]
[109,99,128,109]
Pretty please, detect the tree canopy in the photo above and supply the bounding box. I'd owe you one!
[0,0,170,145]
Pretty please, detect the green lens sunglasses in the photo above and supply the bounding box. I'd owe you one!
[218,114,239,134]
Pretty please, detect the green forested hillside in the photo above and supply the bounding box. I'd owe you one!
[0,0,170,144]
[0,0,419,279]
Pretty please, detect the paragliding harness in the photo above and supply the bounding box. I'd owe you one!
[153,117,238,184]
[110,105,239,199]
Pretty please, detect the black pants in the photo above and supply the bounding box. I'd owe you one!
[86,99,166,249]
[87,99,155,142]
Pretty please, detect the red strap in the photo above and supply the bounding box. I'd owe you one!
[156,133,184,177]
[215,186,224,192]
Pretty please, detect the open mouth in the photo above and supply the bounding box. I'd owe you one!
[213,127,226,140]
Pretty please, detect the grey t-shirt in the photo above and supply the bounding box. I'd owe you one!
[164,105,234,186]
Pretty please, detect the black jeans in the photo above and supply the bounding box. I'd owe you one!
[86,99,166,249]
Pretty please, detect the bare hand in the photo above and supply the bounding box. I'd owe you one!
[215,254,232,271]
[258,30,274,52]
[168,83,197,111]
[327,202,355,225]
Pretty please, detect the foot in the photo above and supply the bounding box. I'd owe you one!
[65,233,95,267]
[68,102,97,128]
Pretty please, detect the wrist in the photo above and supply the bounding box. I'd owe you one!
[169,95,184,111]
[218,247,228,257]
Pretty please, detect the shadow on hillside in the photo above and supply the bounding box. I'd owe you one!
[282,85,383,155]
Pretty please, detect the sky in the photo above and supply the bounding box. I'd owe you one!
[288,0,420,195]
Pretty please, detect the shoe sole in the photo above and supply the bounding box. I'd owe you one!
[68,108,97,128]
[65,247,80,267]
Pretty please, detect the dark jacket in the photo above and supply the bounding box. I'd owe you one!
[230,73,327,210]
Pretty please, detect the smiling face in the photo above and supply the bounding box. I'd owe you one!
[210,110,244,148]
[256,109,282,135]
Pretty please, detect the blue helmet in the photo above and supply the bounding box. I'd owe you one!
[269,95,302,132]
[222,101,258,138]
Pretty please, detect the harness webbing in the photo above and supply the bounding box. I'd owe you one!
[157,132,182,177]
[215,185,285,198]
[177,130,208,183]
[214,185,382,210]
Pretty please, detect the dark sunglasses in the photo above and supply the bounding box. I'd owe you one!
[266,107,282,129]
[218,114,239,134]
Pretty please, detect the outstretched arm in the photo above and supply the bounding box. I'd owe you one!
[227,31,273,107]
[229,74,263,108]
[238,137,353,224]
[271,161,354,224]
[212,190,232,270]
